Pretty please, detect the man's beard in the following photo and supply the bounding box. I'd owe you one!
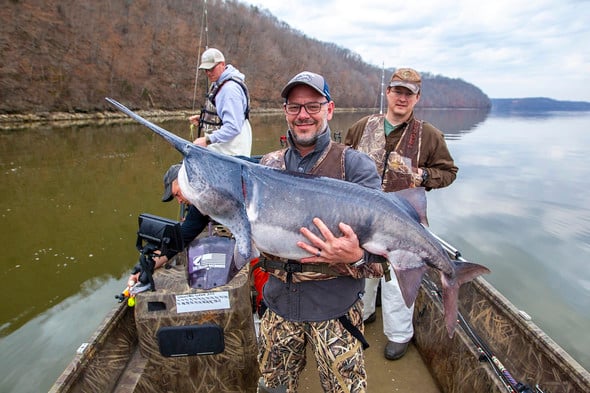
[291,118,327,147]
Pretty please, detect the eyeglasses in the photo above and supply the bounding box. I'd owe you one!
[284,101,329,115]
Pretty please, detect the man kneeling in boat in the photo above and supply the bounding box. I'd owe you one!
[127,164,209,286]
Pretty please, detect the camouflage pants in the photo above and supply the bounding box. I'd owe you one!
[257,301,367,393]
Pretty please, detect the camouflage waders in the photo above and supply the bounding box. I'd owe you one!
[257,301,367,393]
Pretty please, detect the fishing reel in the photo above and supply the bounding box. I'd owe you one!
[135,244,158,285]
[115,244,159,305]
[116,213,184,303]
[134,213,184,292]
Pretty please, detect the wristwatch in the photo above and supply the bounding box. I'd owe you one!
[350,257,365,268]
[421,169,429,185]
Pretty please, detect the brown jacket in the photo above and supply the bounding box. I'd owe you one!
[345,114,458,190]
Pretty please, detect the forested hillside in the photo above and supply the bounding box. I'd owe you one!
[0,0,491,114]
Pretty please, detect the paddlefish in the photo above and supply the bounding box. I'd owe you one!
[106,97,490,337]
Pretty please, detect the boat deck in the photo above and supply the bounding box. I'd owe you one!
[299,309,441,392]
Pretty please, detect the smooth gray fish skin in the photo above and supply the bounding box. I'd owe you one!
[105,97,490,337]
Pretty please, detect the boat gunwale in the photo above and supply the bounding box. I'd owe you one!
[49,301,136,393]
[472,276,590,387]
[415,271,590,393]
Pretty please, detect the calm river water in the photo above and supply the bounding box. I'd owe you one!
[1,108,589,392]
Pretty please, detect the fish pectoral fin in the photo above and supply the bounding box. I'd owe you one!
[390,251,428,308]
[233,247,248,270]
[233,243,259,270]
[233,236,254,270]
[393,265,427,308]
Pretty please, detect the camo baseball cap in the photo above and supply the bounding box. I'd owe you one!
[198,48,225,70]
[281,71,332,102]
[161,164,182,202]
[389,68,421,94]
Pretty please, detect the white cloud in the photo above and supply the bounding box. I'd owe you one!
[243,0,590,101]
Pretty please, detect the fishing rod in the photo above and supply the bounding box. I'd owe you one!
[190,0,210,142]
[191,0,209,114]
[379,62,385,115]
[422,227,543,393]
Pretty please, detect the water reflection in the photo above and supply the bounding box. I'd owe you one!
[425,113,590,370]
[245,107,491,147]
[0,123,180,335]
[415,108,490,138]
[490,107,589,119]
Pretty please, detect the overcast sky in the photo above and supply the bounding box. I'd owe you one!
[243,0,590,102]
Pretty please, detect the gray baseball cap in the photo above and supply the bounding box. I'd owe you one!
[281,71,332,101]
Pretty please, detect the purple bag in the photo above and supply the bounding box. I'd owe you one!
[187,230,239,290]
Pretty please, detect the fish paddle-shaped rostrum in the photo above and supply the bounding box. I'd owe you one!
[105,98,490,337]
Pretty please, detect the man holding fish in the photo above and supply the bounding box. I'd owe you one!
[254,71,385,393]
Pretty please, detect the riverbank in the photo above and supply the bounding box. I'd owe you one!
[0,109,188,130]
[0,107,373,131]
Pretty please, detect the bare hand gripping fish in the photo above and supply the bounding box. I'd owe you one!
[106,97,490,337]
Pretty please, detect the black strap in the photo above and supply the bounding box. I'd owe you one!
[252,258,343,276]
[338,315,369,350]
[209,77,250,119]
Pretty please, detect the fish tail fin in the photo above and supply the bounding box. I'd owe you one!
[441,261,490,337]
[454,260,491,286]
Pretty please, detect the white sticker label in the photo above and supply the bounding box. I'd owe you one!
[175,291,231,313]
[192,252,227,268]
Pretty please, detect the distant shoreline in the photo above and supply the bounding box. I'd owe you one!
[6,102,589,130]
[0,107,362,130]
[0,107,493,130]
[0,108,280,130]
